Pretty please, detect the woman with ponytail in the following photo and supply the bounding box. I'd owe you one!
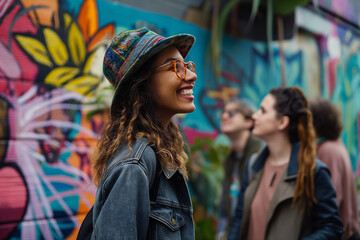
[87,28,197,239]
[228,86,343,240]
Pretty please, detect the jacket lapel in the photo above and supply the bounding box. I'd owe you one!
[244,143,301,229]
[242,169,264,234]
[266,143,300,225]
[266,172,297,225]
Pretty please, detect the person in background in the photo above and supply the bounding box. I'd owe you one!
[310,97,360,240]
[90,27,197,239]
[228,86,343,240]
[216,98,263,240]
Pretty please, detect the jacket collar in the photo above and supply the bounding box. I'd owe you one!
[252,142,301,178]
[162,167,178,179]
[107,138,180,179]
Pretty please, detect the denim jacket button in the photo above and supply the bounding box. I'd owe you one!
[172,217,176,225]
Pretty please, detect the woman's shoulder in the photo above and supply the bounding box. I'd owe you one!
[314,159,330,173]
[139,145,157,174]
[103,139,155,176]
[101,140,157,187]
[313,159,332,184]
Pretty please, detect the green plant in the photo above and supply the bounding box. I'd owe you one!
[210,0,310,83]
[188,137,230,239]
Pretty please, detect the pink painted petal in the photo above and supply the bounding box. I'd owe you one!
[0,41,21,79]
[0,0,14,18]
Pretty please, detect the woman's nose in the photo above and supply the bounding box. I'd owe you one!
[252,110,259,120]
[184,69,197,83]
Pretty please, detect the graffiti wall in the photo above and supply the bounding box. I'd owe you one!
[0,0,359,239]
[318,0,360,26]
[0,0,111,239]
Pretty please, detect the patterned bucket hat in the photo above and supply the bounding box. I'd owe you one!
[103,27,195,118]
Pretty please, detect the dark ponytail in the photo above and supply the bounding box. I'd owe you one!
[270,86,317,211]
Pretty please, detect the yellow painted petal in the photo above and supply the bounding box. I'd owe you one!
[83,51,96,74]
[63,13,73,31]
[45,67,80,86]
[64,75,100,96]
[44,28,68,66]
[15,35,53,67]
[68,22,86,66]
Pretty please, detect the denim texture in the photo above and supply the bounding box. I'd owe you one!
[91,138,194,240]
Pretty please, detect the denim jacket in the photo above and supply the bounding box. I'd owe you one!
[91,138,195,240]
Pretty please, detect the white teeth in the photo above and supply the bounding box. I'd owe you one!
[179,89,193,95]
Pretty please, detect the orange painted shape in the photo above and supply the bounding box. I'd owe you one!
[78,0,99,43]
[19,0,59,28]
[88,24,115,52]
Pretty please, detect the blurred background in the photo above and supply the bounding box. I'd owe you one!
[0,0,359,239]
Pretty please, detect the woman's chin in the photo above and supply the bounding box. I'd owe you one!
[179,104,196,114]
[252,129,261,138]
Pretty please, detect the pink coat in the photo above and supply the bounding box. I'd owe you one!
[317,139,359,240]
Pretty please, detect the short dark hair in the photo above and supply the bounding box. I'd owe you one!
[225,98,255,119]
[309,97,343,140]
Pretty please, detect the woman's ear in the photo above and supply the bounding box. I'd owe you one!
[278,116,290,131]
[245,118,254,130]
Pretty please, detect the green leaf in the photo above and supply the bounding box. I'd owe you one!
[274,0,310,15]
[248,0,261,24]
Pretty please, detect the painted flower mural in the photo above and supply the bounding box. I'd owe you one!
[0,0,114,238]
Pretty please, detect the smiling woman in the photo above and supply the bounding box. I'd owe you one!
[148,47,196,125]
[82,27,197,240]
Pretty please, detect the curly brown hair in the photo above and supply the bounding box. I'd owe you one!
[309,98,343,141]
[91,58,189,185]
[270,86,317,211]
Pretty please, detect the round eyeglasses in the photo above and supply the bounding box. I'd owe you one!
[221,109,252,119]
[153,59,195,80]
[221,109,242,118]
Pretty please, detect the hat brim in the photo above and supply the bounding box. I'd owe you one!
[110,33,195,119]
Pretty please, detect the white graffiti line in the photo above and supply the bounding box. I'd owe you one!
[30,154,76,236]
[17,85,38,105]
[23,103,84,123]
[19,132,52,140]
[29,150,46,163]
[57,161,94,186]
[21,120,98,138]
[0,0,12,18]
[66,145,94,152]
[18,87,83,106]
[33,165,86,230]
[19,91,85,126]
[20,217,46,240]
[46,189,88,202]
[19,144,57,238]
[44,176,84,188]
[61,145,93,154]
[18,142,94,235]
